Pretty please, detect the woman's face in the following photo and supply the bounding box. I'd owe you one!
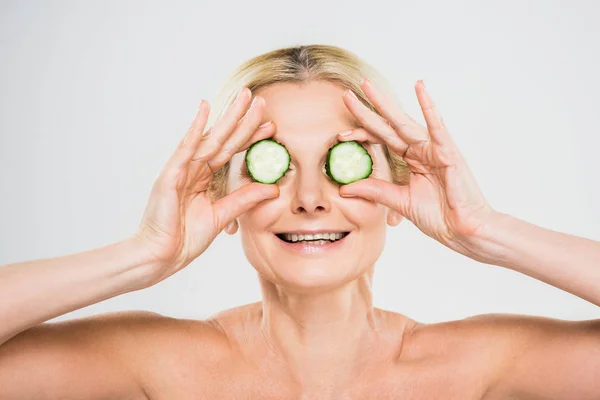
[227,80,397,293]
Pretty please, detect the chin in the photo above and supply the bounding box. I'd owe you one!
[274,260,364,293]
[242,227,385,293]
[252,249,376,295]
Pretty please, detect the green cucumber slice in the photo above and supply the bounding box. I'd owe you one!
[326,141,372,184]
[245,139,290,184]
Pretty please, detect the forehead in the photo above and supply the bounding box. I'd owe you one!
[228,80,390,185]
[254,80,360,145]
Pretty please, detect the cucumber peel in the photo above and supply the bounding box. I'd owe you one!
[326,141,372,184]
[245,139,290,184]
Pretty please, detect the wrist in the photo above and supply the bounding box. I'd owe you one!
[455,210,514,266]
[120,235,169,290]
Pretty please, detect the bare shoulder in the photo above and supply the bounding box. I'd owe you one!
[1,310,178,367]
[406,312,597,346]
[447,312,600,351]
[403,312,597,359]
[51,310,232,396]
[22,309,229,354]
[0,310,232,399]
[96,310,234,397]
[402,313,600,399]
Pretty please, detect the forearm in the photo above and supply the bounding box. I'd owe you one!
[0,237,159,346]
[466,211,600,306]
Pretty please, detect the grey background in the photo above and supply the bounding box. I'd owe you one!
[1,1,598,323]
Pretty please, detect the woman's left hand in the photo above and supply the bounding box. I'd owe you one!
[338,78,497,255]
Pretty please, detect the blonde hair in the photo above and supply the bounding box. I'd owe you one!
[206,44,410,201]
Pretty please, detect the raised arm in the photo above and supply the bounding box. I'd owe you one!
[0,239,158,348]
[338,78,599,306]
[464,210,600,306]
[335,77,600,399]
[0,89,280,399]
[0,238,161,399]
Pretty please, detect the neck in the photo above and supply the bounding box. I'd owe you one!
[257,267,388,390]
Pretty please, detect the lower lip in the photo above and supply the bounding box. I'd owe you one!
[274,233,351,254]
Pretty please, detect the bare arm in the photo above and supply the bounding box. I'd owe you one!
[0,310,162,400]
[466,211,600,306]
[0,237,160,399]
[461,213,600,399]
[0,91,278,399]
[334,79,600,305]
[0,237,157,347]
[331,77,600,398]
[468,314,600,400]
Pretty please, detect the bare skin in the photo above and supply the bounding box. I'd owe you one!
[4,305,594,399]
[0,78,598,399]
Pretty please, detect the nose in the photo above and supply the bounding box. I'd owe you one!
[290,168,332,215]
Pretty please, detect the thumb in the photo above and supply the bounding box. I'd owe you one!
[339,178,409,216]
[213,183,279,232]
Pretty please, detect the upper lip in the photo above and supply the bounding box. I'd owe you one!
[275,229,351,235]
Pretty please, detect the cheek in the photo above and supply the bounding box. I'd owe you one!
[238,200,280,234]
[343,198,388,231]
[342,200,388,268]
[350,197,386,220]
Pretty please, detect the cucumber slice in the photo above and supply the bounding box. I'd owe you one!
[245,139,290,184]
[326,141,372,184]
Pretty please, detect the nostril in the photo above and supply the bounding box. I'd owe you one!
[295,205,327,214]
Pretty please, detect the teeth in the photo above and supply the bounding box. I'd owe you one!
[281,232,347,243]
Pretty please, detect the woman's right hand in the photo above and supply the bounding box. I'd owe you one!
[133,88,278,286]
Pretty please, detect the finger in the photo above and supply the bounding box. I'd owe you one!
[342,90,409,156]
[339,177,409,216]
[165,100,211,173]
[337,127,382,144]
[359,78,429,145]
[336,127,411,158]
[238,120,276,151]
[208,96,272,170]
[192,87,252,163]
[212,182,279,232]
[415,80,455,148]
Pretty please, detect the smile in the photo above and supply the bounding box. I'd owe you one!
[273,230,352,254]
[275,232,350,243]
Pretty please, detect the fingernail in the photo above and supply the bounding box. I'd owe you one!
[362,77,372,86]
[339,129,353,137]
[419,80,426,88]
[250,96,259,109]
[259,120,272,128]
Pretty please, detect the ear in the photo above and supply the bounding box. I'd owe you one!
[386,209,404,227]
[224,219,239,235]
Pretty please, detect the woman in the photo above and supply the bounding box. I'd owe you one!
[0,44,598,399]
